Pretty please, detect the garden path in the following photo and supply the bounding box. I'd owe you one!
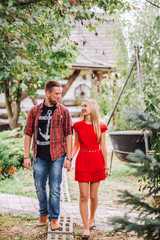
[0,192,138,233]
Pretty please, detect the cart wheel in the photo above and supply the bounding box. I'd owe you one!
[74,84,91,100]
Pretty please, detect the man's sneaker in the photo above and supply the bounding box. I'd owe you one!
[50,219,61,231]
[37,214,49,226]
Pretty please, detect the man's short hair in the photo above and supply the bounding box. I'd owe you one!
[45,80,62,93]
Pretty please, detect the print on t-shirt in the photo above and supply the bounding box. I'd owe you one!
[37,109,52,145]
[37,104,56,161]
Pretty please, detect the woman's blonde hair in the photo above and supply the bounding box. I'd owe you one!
[80,99,101,142]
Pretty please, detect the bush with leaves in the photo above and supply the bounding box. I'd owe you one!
[0,128,28,178]
[110,111,160,240]
[128,1,160,118]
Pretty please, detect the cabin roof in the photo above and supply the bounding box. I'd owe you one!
[70,17,117,70]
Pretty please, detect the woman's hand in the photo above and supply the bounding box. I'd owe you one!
[63,159,72,171]
[105,168,110,178]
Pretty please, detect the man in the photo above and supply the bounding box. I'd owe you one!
[24,80,72,230]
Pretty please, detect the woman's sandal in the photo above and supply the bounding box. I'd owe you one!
[89,220,96,230]
[82,234,90,239]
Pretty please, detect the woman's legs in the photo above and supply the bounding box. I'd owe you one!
[89,182,100,226]
[78,182,90,235]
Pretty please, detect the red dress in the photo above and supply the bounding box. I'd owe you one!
[73,120,108,182]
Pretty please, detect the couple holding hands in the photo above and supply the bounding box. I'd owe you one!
[24,80,109,239]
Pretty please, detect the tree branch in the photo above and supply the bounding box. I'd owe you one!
[145,0,160,8]
[14,0,44,7]
[62,70,80,97]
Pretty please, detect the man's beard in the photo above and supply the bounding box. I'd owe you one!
[48,97,57,105]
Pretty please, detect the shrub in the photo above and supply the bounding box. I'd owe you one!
[0,128,25,178]
[110,111,160,240]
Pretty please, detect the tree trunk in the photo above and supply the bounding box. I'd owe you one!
[3,81,21,129]
[4,81,13,129]
[6,101,20,129]
[62,70,80,97]
[11,100,21,129]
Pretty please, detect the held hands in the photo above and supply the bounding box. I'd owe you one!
[63,158,72,171]
[23,157,32,170]
[105,168,110,178]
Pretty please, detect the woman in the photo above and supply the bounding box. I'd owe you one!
[72,99,110,239]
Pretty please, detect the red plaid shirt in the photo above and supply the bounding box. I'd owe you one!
[24,102,72,161]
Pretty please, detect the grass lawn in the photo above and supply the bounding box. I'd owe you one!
[0,168,36,198]
[0,214,143,240]
[0,215,47,240]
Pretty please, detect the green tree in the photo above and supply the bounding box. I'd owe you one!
[96,16,138,130]
[0,0,136,129]
[0,1,77,129]
[128,0,160,117]
[110,111,160,239]
[99,0,160,129]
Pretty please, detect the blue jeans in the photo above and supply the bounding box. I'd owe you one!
[33,156,65,221]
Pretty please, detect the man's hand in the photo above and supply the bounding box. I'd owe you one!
[23,157,32,170]
[63,160,72,171]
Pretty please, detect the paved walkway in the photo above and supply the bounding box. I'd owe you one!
[0,192,138,232]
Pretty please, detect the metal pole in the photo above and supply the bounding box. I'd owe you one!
[135,45,144,112]
[107,58,136,126]
[135,45,149,153]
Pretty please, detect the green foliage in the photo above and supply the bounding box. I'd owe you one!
[127,111,160,193]
[0,0,136,129]
[0,1,78,93]
[0,128,27,178]
[95,16,140,130]
[111,214,160,239]
[0,0,78,129]
[128,0,160,118]
[128,110,160,159]
[109,111,160,240]
[99,75,139,130]
[0,168,36,197]
[127,111,160,130]
[101,1,160,130]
